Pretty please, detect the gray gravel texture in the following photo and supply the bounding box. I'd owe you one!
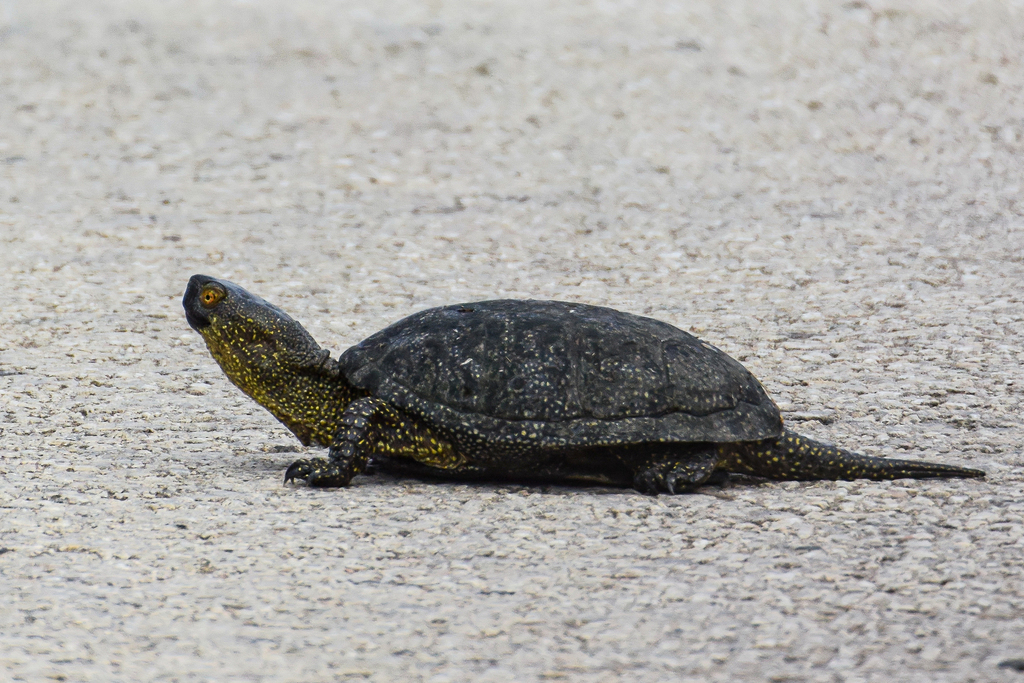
[2,1,1023,681]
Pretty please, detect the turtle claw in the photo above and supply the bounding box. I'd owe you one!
[284,457,353,488]
[284,458,324,484]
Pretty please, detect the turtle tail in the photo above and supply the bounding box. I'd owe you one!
[724,429,986,481]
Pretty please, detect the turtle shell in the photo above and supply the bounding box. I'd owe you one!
[339,300,782,448]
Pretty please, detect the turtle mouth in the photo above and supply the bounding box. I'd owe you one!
[184,306,210,331]
[183,274,215,330]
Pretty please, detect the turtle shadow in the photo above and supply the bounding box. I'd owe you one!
[356,463,765,498]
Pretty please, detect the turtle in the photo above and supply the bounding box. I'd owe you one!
[182,274,985,494]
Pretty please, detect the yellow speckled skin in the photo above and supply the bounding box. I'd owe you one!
[717,431,983,481]
[183,275,986,494]
[185,278,358,449]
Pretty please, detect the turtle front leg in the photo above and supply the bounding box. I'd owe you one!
[630,447,722,495]
[284,397,461,488]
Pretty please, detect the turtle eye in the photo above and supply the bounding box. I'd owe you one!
[199,285,226,308]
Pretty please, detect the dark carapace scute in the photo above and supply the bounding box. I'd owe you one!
[340,300,782,448]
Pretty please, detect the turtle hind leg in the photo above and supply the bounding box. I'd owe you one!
[727,429,986,482]
[631,447,721,495]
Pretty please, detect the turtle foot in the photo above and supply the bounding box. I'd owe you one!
[633,454,718,495]
[284,458,352,487]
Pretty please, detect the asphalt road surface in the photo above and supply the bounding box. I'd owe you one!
[2,1,1023,681]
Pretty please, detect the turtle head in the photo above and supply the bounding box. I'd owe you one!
[182,274,328,371]
[183,275,346,446]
